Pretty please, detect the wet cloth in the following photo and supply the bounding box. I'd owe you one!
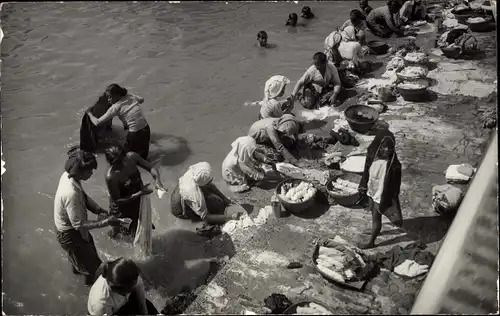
[394,259,429,278]
[368,243,435,271]
[133,194,153,259]
[56,228,102,279]
[366,5,401,37]
[432,184,464,215]
[80,113,100,153]
[178,162,214,219]
[359,130,402,213]
[222,136,264,193]
[88,275,157,316]
[109,169,144,236]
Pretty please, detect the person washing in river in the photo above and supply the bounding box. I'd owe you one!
[86,84,151,160]
[104,145,166,239]
[259,75,294,119]
[222,136,272,193]
[248,114,302,166]
[357,129,403,249]
[54,146,121,286]
[366,0,405,38]
[88,257,159,315]
[171,162,241,224]
[290,52,344,109]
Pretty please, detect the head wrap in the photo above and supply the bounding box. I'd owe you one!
[65,146,97,179]
[178,162,213,216]
[324,31,343,51]
[274,114,299,141]
[221,137,259,190]
[341,26,357,42]
[263,75,290,102]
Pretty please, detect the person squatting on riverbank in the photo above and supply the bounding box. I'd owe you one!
[291,52,345,109]
[397,0,428,26]
[366,0,405,38]
[54,147,121,286]
[222,136,278,193]
[171,162,242,224]
[86,84,151,160]
[87,257,159,315]
[358,130,404,249]
[104,145,165,239]
[248,114,301,166]
[259,75,294,119]
[340,9,368,45]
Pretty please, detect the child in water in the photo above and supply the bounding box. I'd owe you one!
[256,31,276,48]
[301,6,315,19]
[286,13,300,27]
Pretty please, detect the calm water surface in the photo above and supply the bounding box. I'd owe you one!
[1,1,385,314]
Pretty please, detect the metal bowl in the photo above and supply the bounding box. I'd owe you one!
[276,179,317,214]
[283,301,332,314]
[397,80,430,102]
[326,172,362,207]
[344,104,379,134]
[367,40,389,55]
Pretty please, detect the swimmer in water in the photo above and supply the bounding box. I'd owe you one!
[257,31,268,47]
[285,13,299,26]
[301,6,315,19]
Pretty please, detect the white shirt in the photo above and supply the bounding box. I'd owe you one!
[87,275,145,316]
[54,172,89,239]
[108,94,148,132]
[367,159,388,204]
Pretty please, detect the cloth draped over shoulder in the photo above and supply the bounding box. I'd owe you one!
[178,162,213,219]
[222,136,264,192]
[359,130,402,212]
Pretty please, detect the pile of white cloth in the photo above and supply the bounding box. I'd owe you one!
[394,259,429,278]
[445,163,476,184]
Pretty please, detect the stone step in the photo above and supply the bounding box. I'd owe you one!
[440,291,495,315]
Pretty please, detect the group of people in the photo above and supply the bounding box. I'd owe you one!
[53,1,433,314]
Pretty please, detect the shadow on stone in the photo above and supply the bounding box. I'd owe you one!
[148,133,192,167]
[377,215,453,247]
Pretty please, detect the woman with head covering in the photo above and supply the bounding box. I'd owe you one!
[339,26,372,74]
[104,145,166,239]
[366,0,405,38]
[54,146,121,286]
[171,162,241,224]
[340,9,368,45]
[88,257,158,315]
[398,0,428,25]
[324,31,344,66]
[248,114,302,166]
[86,84,151,159]
[222,136,268,193]
[291,52,344,109]
[357,130,404,249]
[259,75,294,119]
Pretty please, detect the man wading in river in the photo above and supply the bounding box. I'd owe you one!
[54,147,121,285]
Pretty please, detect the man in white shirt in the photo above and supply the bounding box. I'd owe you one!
[55,147,121,285]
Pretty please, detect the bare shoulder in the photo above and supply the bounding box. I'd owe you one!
[125,151,140,162]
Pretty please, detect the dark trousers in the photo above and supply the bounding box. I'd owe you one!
[126,124,151,160]
[56,229,102,280]
[113,292,159,315]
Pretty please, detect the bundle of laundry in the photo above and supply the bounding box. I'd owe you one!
[432,184,464,215]
[316,241,376,283]
[382,57,405,79]
[367,243,435,276]
[445,163,476,184]
[480,108,497,129]
[330,128,359,147]
[394,259,429,278]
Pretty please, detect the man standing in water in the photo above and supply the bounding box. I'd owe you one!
[54,146,121,285]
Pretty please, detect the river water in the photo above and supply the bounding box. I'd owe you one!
[1,1,385,314]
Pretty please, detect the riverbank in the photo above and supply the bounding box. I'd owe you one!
[185,11,497,316]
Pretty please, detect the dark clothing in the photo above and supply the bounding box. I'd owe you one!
[361,5,373,17]
[81,95,112,153]
[359,129,402,214]
[299,84,349,110]
[56,229,102,280]
[114,291,159,315]
[109,169,143,236]
[368,243,435,271]
[369,196,403,227]
[125,124,151,160]
[170,184,226,220]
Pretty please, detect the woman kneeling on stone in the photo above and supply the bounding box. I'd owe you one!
[171,162,242,224]
[88,257,158,315]
[358,129,404,249]
[222,136,277,193]
[291,52,344,109]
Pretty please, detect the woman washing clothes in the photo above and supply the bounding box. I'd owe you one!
[398,0,428,26]
[171,162,240,224]
[248,114,302,166]
[340,9,368,45]
[324,31,344,67]
[259,75,294,119]
[360,0,373,16]
[222,136,273,193]
[339,26,371,74]
[290,52,344,109]
[88,257,158,315]
[86,84,151,160]
[437,28,478,56]
[104,145,165,239]
[366,0,405,38]
[357,129,404,249]
[54,147,121,285]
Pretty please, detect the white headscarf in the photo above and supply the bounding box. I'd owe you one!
[264,75,290,102]
[222,136,259,182]
[341,26,357,42]
[324,31,343,50]
[179,162,213,215]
